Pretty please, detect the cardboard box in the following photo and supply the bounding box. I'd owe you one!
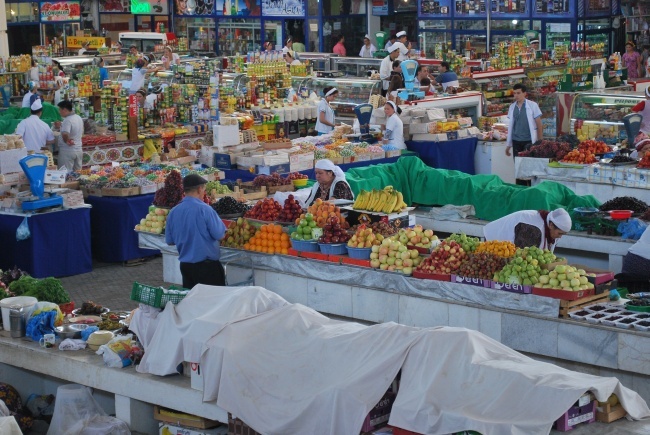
[213,152,238,170]
[0,172,27,184]
[0,148,28,174]
[256,162,290,175]
[154,406,220,430]
[81,186,103,198]
[385,150,401,158]
[101,187,141,197]
[159,422,227,435]
[289,152,315,172]
[213,124,240,148]
[59,189,85,208]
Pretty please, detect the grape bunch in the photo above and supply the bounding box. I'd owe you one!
[518,140,572,160]
[152,170,184,208]
[252,173,292,187]
[445,233,480,253]
[205,180,232,195]
[211,196,251,215]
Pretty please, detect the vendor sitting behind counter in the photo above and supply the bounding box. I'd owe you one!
[484,208,572,252]
[306,159,354,205]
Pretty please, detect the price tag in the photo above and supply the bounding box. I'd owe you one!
[44,169,68,184]
[128,94,138,118]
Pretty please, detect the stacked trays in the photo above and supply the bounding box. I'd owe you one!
[569,303,650,331]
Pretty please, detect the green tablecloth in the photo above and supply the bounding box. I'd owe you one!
[345,156,601,221]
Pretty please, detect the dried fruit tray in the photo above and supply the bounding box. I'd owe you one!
[568,310,592,321]
[614,317,638,329]
[632,320,650,332]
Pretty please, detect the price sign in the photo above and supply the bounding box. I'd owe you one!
[128,94,138,118]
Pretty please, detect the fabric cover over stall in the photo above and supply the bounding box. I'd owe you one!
[345,157,601,221]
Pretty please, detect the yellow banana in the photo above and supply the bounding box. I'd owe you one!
[375,191,389,212]
[353,190,365,209]
[366,190,377,210]
[394,191,405,212]
[384,192,398,214]
[359,191,370,209]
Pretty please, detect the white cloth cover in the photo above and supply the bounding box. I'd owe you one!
[0,417,21,435]
[129,304,162,350]
[136,285,289,376]
[389,327,650,434]
[629,224,650,260]
[195,303,650,435]
[484,210,558,251]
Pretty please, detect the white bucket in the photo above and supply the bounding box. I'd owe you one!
[297,105,305,120]
[284,108,292,122]
[0,296,37,331]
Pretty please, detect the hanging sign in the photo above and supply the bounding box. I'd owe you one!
[372,0,390,15]
[216,0,259,16]
[585,0,610,15]
[67,36,108,49]
[100,0,130,12]
[131,0,168,14]
[40,1,81,21]
[129,95,138,118]
[261,0,304,16]
[174,0,215,15]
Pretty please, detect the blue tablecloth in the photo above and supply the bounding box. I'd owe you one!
[85,194,159,262]
[222,156,403,182]
[406,137,478,174]
[0,208,92,278]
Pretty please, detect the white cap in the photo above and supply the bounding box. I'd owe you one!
[364,34,370,40]
[530,39,539,44]
[396,31,407,38]
[388,44,400,53]
[548,208,572,233]
[30,98,42,111]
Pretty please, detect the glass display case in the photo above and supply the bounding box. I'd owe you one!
[331,57,383,77]
[545,23,571,51]
[472,73,525,117]
[176,18,216,53]
[524,65,566,138]
[295,53,338,71]
[114,69,176,90]
[570,91,644,142]
[292,76,311,98]
[300,77,381,118]
[419,20,452,58]
[218,20,261,56]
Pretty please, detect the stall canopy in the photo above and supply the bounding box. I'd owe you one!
[345,157,601,221]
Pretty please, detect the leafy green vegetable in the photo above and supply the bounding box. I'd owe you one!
[23,278,70,304]
[8,276,38,296]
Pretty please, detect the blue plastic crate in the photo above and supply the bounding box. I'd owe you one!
[291,239,320,252]
[346,246,372,259]
[318,243,348,255]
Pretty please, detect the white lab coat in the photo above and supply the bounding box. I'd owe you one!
[484,210,558,252]
[359,44,377,58]
[505,99,542,148]
[379,55,393,91]
[384,113,405,150]
[315,99,335,134]
[22,91,35,108]
[15,115,55,152]
[629,225,650,260]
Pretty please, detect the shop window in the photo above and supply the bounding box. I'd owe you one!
[5,2,38,23]
[322,16,366,55]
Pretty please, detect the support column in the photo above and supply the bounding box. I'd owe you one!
[115,394,159,434]
[0,0,10,58]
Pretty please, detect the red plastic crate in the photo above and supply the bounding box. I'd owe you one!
[287,248,300,257]
[555,400,596,431]
[532,287,595,300]
[411,271,451,281]
[300,251,329,261]
[341,257,372,268]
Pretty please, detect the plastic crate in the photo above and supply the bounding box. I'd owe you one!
[290,239,319,252]
[130,282,190,308]
[346,246,372,259]
[318,243,348,255]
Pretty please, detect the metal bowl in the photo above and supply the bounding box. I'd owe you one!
[573,207,600,217]
[55,323,89,339]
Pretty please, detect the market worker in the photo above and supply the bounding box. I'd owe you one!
[29,59,39,83]
[382,101,406,150]
[263,41,273,52]
[21,81,38,108]
[56,100,84,171]
[435,61,459,91]
[135,89,147,108]
[78,41,90,56]
[282,37,294,55]
[166,174,227,288]
[333,35,347,56]
[385,34,397,51]
[315,86,338,135]
[530,39,540,51]
[129,58,162,95]
[380,45,401,97]
[96,56,109,88]
[622,225,650,278]
[386,60,404,100]
[284,51,301,66]
[306,159,354,205]
[393,30,411,61]
[623,41,643,80]
[129,45,139,57]
[145,86,163,110]
[483,208,572,252]
[359,35,376,58]
[631,87,650,136]
[162,46,180,70]
[15,97,55,153]
[505,83,543,158]
[415,65,431,86]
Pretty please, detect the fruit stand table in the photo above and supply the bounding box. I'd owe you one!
[85,194,159,263]
[0,208,92,278]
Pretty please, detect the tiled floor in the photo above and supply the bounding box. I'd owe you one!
[57,258,650,434]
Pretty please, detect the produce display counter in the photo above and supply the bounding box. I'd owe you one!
[406,137,478,174]
[414,212,634,273]
[85,194,159,263]
[0,208,92,278]
[135,236,650,406]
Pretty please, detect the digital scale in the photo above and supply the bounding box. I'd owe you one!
[397,59,424,102]
[19,154,63,211]
[353,103,378,143]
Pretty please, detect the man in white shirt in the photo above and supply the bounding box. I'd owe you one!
[394,31,411,61]
[56,100,84,171]
[22,82,37,108]
[78,41,90,56]
[379,45,401,97]
[15,98,56,152]
[144,86,164,110]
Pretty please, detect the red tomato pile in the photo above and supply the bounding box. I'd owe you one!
[578,140,610,155]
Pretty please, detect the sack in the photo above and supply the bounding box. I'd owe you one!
[97,335,134,368]
[16,216,30,241]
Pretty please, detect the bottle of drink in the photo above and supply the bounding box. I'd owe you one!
[231,0,238,15]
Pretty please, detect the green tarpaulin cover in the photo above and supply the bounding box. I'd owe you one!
[345,156,601,222]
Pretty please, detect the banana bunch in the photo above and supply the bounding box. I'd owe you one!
[352,186,407,214]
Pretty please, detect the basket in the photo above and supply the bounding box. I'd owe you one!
[130,282,190,308]
[292,178,308,187]
[290,239,319,252]
[318,243,348,255]
[346,246,372,259]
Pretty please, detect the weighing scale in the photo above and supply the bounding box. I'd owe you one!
[397,60,424,102]
[19,154,63,211]
[353,103,378,143]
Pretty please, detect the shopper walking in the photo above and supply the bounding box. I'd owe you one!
[333,35,347,56]
[165,174,227,289]
[15,97,56,153]
[623,41,643,80]
[359,35,376,58]
[56,100,84,171]
[505,83,543,158]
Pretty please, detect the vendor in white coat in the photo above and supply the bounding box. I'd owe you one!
[306,159,354,205]
[505,83,543,158]
[15,97,56,152]
[315,86,338,135]
[484,208,572,252]
[382,101,406,150]
[359,35,377,58]
[379,44,401,97]
[21,81,38,108]
[622,225,650,278]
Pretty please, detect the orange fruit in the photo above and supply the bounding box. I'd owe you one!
[268,247,275,254]
[281,248,288,255]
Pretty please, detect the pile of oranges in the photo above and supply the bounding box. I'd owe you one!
[474,240,516,258]
[244,223,291,255]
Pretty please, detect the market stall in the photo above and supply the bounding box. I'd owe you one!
[406,137,478,174]
[0,208,91,278]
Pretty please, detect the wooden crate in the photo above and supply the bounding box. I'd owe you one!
[596,402,627,423]
[212,186,267,201]
[101,186,141,197]
[559,291,610,318]
[238,180,294,195]
[153,405,221,429]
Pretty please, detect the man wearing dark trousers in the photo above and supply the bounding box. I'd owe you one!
[166,174,227,289]
[505,83,543,158]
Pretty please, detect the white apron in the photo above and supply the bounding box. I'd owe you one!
[483,210,557,252]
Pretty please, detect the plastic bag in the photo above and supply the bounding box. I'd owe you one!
[31,302,64,326]
[26,311,57,342]
[96,334,134,368]
[618,218,648,241]
[25,394,55,418]
[67,415,131,435]
[80,326,99,341]
[16,216,30,241]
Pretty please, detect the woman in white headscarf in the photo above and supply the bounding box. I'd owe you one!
[483,208,572,252]
[315,86,338,135]
[383,101,406,150]
[306,159,354,205]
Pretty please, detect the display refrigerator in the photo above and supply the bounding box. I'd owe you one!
[295,53,339,72]
[330,57,383,77]
[296,76,382,119]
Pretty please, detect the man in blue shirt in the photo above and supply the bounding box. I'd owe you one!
[166,174,227,289]
[435,61,460,91]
